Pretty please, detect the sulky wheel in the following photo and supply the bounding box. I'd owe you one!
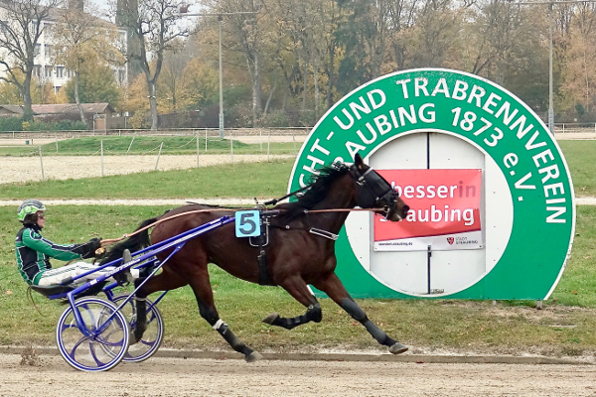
[55,297,130,372]
[111,293,164,363]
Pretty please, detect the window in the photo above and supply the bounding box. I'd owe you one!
[34,44,41,57]
[44,44,53,58]
[33,65,41,77]
[56,66,64,78]
[45,65,52,77]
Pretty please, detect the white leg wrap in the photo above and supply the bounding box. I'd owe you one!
[212,319,225,330]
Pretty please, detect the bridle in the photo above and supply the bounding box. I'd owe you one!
[349,164,397,215]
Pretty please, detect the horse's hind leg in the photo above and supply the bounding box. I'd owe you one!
[133,269,186,343]
[313,273,408,355]
[185,264,262,363]
[262,276,322,330]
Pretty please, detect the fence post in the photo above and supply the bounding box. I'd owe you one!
[260,128,263,152]
[267,129,271,162]
[197,131,201,168]
[38,146,45,181]
[230,130,234,163]
[101,140,104,177]
[205,130,208,152]
[293,131,296,155]
[155,142,163,171]
[55,135,59,154]
[126,135,135,155]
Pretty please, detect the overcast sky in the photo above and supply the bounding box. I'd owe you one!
[88,0,203,21]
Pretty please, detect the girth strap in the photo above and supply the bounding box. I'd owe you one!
[257,249,275,286]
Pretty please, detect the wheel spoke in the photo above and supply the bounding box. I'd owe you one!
[67,335,90,358]
[88,340,107,367]
[56,297,129,372]
[111,294,164,363]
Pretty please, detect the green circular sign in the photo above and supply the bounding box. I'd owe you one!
[290,68,575,300]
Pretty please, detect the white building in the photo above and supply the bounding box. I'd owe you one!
[0,1,128,94]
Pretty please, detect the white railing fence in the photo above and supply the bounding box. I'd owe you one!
[0,128,311,184]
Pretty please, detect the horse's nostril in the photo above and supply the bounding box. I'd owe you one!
[402,205,410,215]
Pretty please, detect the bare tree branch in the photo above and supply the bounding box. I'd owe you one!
[0,0,63,120]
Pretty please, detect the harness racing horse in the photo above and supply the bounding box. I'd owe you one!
[101,154,410,361]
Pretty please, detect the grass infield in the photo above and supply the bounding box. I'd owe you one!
[0,135,300,156]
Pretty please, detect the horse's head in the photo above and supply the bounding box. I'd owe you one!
[350,153,409,221]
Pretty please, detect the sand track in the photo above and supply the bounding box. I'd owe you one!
[1,354,594,397]
[0,154,290,184]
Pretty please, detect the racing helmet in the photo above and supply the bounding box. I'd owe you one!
[18,199,46,223]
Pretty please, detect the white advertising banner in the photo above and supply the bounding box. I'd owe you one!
[373,169,483,251]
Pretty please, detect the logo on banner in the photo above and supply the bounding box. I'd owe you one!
[374,169,483,251]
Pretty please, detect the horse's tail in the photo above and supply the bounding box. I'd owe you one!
[98,217,159,265]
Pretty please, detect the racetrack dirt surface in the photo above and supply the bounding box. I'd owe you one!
[0,154,290,184]
[1,354,595,397]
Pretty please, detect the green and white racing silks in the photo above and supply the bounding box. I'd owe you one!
[15,226,89,285]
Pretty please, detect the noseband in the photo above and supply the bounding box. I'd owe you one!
[350,165,397,212]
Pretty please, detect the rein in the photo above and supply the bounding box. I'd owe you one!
[99,206,386,246]
[100,168,393,247]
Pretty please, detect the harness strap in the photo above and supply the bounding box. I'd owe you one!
[257,249,275,286]
[309,228,339,240]
[263,185,310,206]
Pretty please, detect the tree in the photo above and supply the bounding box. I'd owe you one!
[203,0,266,126]
[0,79,22,104]
[560,4,596,116]
[403,0,467,68]
[179,57,218,109]
[0,0,62,120]
[63,62,122,107]
[117,0,190,130]
[156,41,192,112]
[37,80,58,104]
[50,0,124,127]
[0,68,52,104]
[122,72,150,128]
[385,0,419,71]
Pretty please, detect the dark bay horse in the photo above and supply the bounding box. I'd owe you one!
[101,153,410,361]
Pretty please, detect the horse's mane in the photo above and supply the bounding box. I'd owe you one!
[281,163,350,221]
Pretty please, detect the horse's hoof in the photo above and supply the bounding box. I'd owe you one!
[389,342,408,355]
[245,351,263,363]
[262,313,280,325]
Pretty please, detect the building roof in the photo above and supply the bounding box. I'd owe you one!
[0,104,24,115]
[0,103,115,115]
[32,103,115,114]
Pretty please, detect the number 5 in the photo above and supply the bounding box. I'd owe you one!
[239,213,256,235]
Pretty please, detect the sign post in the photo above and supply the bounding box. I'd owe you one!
[289,69,575,300]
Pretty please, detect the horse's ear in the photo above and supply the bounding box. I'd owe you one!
[354,153,364,170]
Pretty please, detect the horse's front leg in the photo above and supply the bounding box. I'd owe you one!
[262,275,322,330]
[313,273,408,355]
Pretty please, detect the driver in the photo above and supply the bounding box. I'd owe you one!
[15,199,138,286]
